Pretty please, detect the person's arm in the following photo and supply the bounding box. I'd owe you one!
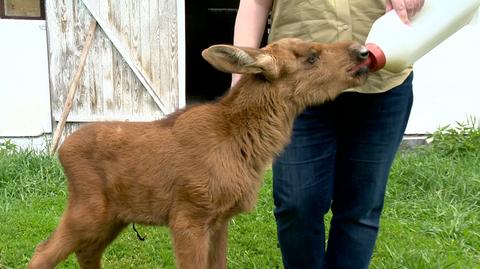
[231,0,273,86]
[386,0,425,25]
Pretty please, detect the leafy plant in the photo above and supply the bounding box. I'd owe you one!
[427,116,480,157]
[0,139,18,154]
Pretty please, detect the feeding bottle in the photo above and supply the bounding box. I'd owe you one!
[365,0,480,72]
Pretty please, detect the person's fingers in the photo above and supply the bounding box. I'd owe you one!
[386,0,425,24]
[386,1,393,11]
[405,0,416,18]
[392,1,410,24]
[414,0,425,16]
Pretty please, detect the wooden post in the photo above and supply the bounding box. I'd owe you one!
[49,20,97,155]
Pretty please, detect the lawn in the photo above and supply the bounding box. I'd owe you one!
[1,121,479,268]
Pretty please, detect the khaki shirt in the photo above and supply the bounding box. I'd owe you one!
[269,0,412,93]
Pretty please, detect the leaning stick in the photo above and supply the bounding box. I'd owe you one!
[49,20,97,155]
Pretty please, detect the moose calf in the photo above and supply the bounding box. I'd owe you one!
[28,38,369,269]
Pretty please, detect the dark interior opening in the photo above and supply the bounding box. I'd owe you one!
[185,0,267,104]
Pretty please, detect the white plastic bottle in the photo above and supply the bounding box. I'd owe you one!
[366,0,480,72]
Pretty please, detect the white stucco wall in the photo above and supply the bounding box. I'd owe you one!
[407,13,480,134]
[0,19,51,137]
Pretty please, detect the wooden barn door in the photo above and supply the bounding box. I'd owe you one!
[46,0,184,134]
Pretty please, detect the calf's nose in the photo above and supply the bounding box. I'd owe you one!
[349,43,369,61]
[358,46,369,60]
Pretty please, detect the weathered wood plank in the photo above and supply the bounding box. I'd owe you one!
[168,5,179,109]
[149,0,161,95]
[72,0,92,116]
[177,0,186,108]
[47,0,180,135]
[50,20,97,154]
[140,0,151,78]
[81,0,171,114]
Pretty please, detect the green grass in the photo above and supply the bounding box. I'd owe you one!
[1,120,479,268]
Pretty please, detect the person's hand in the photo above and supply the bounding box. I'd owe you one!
[386,0,425,25]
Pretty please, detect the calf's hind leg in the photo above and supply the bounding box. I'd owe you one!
[29,187,119,269]
[75,221,127,269]
[28,213,78,269]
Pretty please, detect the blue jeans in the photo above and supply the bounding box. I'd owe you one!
[272,73,414,269]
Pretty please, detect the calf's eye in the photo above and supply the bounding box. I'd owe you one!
[307,53,319,64]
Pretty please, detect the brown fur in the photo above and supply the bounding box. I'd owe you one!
[28,38,369,269]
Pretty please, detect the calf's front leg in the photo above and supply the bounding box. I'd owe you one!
[208,220,229,269]
[170,213,209,269]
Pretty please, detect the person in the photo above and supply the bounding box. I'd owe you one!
[232,0,424,268]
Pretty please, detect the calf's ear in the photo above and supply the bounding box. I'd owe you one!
[202,45,279,80]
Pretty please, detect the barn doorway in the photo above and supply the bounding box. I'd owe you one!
[185,0,268,104]
[185,0,239,103]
